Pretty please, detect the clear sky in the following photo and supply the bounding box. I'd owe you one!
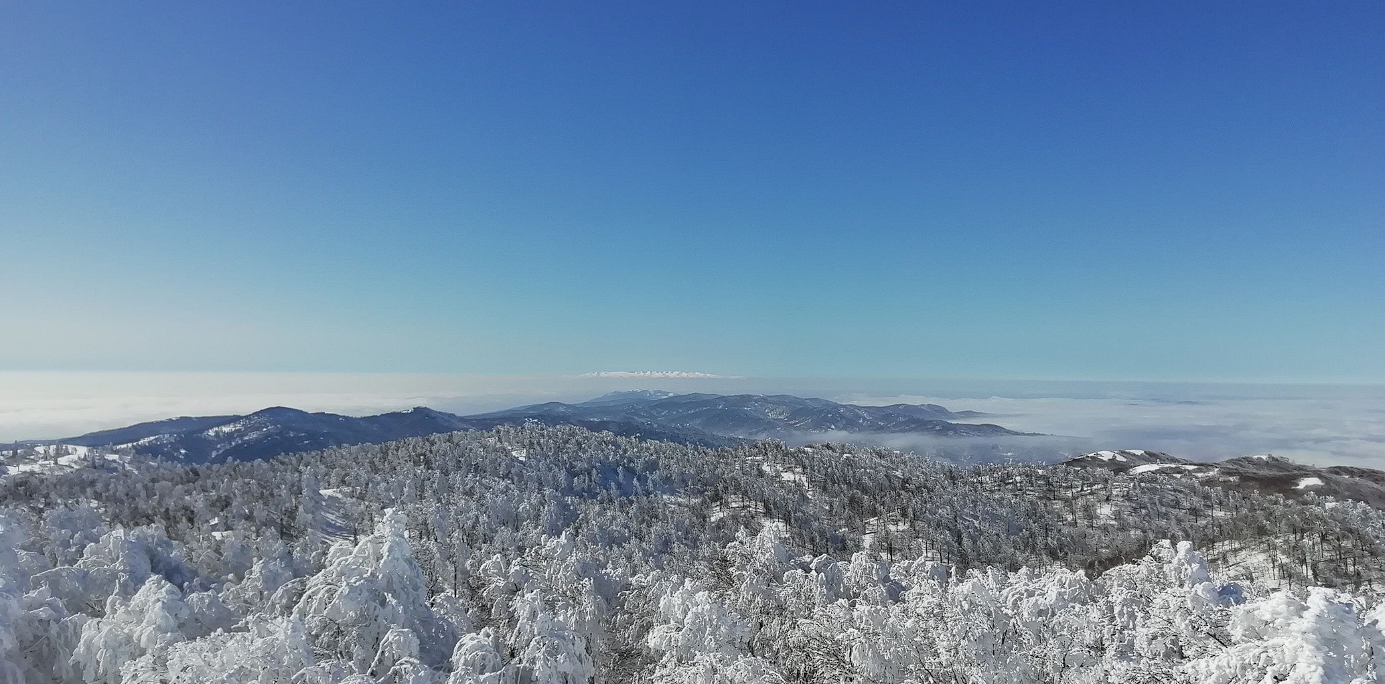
[3,1,1381,382]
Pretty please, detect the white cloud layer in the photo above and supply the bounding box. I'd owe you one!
[840,388,1385,468]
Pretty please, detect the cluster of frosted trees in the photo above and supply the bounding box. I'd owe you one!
[3,424,1385,682]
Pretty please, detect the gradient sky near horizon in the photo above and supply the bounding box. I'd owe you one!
[3,2,1382,382]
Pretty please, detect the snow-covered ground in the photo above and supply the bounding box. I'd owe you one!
[3,444,127,475]
[1130,463,1201,475]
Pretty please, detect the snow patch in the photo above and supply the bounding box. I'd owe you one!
[1131,463,1200,475]
[1091,449,1146,462]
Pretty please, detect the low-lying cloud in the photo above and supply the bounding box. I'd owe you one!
[839,387,1385,468]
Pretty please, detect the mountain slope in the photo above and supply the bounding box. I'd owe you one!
[478,392,1017,439]
[61,415,239,447]
[84,406,476,463]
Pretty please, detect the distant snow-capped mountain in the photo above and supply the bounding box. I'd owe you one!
[16,391,1023,464]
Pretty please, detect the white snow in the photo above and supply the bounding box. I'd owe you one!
[708,495,762,522]
[3,444,125,475]
[205,421,247,436]
[1130,463,1200,475]
[759,461,807,485]
[1295,476,1324,489]
[1091,450,1136,462]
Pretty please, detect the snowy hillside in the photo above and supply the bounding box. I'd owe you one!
[1064,450,1385,509]
[3,424,1385,682]
[1,443,131,476]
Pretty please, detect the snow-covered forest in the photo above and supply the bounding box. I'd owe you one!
[3,424,1385,683]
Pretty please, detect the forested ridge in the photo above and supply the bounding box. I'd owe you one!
[3,424,1384,683]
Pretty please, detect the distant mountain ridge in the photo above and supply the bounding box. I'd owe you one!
[18,408,1385,513]
[481,391,1010,439]
[25,391,1024,464]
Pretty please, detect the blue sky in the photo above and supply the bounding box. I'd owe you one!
[3,1,1382,382]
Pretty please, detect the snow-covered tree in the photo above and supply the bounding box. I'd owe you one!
[292,508,456,674]
[2,424,1384,683]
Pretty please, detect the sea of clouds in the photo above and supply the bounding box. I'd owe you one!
[838,386,1385,467]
